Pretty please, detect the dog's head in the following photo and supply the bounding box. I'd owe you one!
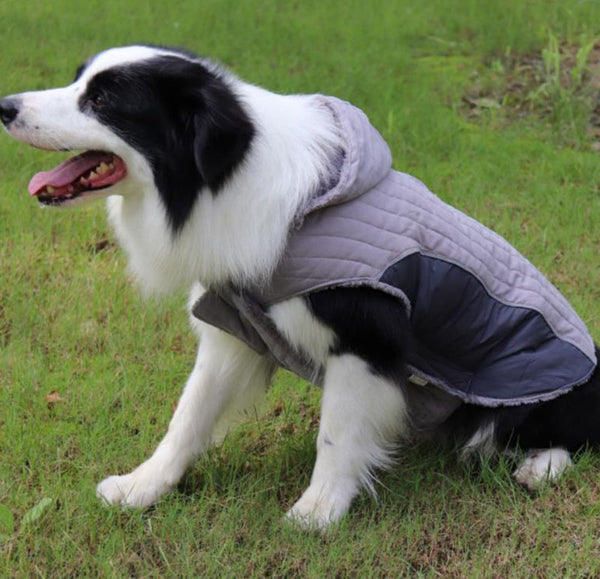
[0,45,255,231]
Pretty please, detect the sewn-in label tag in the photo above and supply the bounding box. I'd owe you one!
[408,373,429,387]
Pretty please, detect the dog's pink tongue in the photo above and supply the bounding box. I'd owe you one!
[28,151,115,196]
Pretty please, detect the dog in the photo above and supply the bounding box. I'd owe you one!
[2,45,600,530]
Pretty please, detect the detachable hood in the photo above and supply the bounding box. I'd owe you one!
[304,96,393,214]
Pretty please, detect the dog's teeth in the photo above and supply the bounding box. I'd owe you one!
[97,162,109,175]
[108,162,114,170]
[89,171,98,179]
[46,186,55,194]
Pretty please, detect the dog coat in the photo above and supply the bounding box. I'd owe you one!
[193,96,596,411]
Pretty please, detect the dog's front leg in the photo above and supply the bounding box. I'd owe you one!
[97,324,275,507]
[286,354,408,530]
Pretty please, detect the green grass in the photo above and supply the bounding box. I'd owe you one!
[2,0,600,577]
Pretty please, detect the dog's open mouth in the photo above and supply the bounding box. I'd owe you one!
[28,150,127,206]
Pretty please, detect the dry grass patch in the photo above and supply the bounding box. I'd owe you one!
[463,37,600,147]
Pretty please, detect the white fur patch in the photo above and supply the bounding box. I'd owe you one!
[513,448,573,490]
[268,297,336,367]
[460,422,497,460]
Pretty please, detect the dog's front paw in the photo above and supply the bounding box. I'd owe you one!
[96,474,139,506]
[96,466,175,508]
[285,484,353,531]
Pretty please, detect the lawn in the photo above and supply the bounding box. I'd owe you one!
[2,0,600,577]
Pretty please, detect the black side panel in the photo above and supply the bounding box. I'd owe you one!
[380,254,595,403]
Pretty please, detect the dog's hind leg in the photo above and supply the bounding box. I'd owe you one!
[96,323,275,507]
[286,354,408,530]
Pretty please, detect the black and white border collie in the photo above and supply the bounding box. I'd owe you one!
[2,45,600,529]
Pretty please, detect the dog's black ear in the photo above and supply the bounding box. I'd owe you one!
[192,79,255,191]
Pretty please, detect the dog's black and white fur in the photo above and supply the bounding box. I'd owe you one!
[2,45,600,529]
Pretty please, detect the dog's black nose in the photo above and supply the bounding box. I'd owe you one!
[0,97,20,127]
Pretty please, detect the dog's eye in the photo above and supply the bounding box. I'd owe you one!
[90,93,104,108]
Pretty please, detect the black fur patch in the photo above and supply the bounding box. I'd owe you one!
[78,53,255,232]
[307,286,412,381]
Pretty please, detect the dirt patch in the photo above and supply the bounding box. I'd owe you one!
[462,39,600,147]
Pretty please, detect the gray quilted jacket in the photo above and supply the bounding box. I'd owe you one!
[193,96,597,409]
